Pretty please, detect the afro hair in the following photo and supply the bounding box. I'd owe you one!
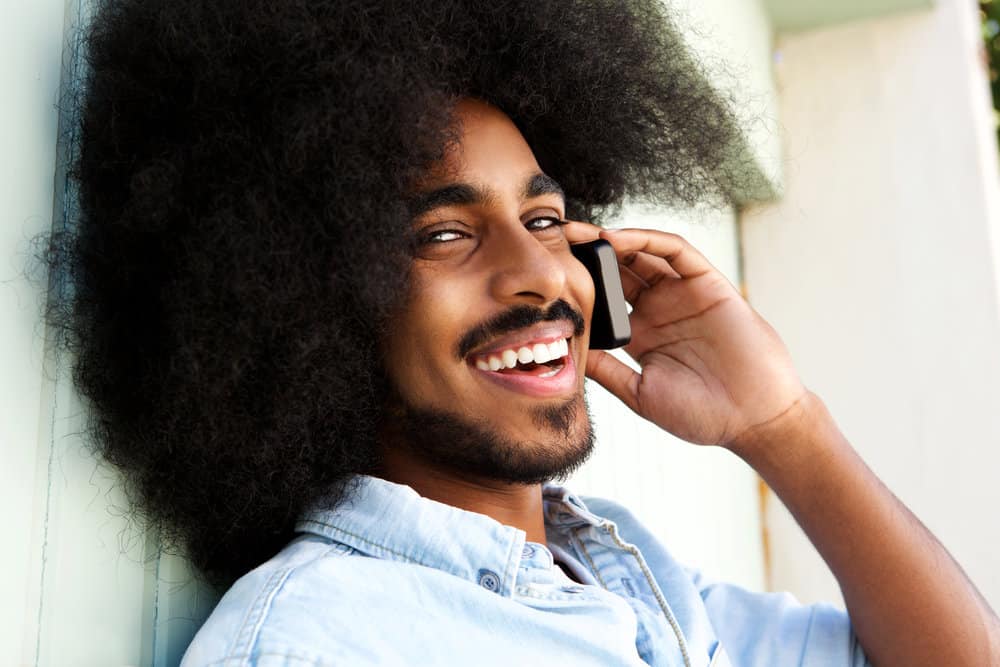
[44,0,750,587]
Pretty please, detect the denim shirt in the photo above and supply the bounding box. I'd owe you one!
[182,476,869,666]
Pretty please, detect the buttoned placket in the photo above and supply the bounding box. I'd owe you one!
[544,490,694,667]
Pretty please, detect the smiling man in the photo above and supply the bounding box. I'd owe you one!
[379,100,597,516]
[46,0,999,665]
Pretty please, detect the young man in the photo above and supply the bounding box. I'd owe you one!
[48,0,998,665]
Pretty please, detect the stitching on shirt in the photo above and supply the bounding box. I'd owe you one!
[298,520,418,563]
[229,543,343,662]
[572,527,609,589]
[208,650,336,666]
[229,566,288,662]
[604,521,692,667]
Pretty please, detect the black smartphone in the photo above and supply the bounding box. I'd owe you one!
[570,239,631,349]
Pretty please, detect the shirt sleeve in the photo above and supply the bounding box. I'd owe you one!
[688,568,871,667]
[581,495,871,667]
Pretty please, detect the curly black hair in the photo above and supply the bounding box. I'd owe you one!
[44,0,752,588]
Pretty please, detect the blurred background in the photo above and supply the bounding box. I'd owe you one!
[3,0,999,664]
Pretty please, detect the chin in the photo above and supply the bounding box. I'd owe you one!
[389,391,595,485]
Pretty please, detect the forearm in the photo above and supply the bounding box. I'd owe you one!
[731,391,1000,667]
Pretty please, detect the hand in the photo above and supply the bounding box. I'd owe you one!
[565,222,808,449]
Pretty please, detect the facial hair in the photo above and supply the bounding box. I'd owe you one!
[379,298,594,484]
[384,389,595,485]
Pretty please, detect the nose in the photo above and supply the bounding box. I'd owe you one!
[485,224,567,306]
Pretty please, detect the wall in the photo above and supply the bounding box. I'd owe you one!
[2,0,84,663]
[668,0,784,196]
[765,0,933,33]
[743,0,1000,606]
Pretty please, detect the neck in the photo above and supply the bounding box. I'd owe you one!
[375,448,548,545]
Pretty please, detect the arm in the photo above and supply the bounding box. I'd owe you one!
[734,391,1000,667]
[566,223,1000,666]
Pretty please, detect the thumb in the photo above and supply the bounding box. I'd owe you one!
[585,350,641,414]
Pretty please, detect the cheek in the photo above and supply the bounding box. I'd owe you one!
[383,272,471,393]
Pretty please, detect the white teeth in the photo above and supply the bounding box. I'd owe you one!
[538,365,560,378]
[532,343,551,364]
[474,338,572,372]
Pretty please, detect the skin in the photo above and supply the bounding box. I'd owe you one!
[379,98,1000,665]
[378,99,594,544]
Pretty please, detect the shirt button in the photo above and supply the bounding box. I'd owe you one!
[521,544,536,559]
[478,569,501,592]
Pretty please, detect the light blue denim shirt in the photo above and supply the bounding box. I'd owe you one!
[182,476,869,666]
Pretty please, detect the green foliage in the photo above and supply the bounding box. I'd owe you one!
[981,1,1000,145]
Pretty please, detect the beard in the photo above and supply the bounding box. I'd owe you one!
[382,390,595,485]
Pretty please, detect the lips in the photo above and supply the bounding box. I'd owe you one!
[466,322,578,398]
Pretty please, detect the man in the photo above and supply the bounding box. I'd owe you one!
[48,0,998,665]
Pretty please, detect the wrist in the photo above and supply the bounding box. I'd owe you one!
[727,390,834,470]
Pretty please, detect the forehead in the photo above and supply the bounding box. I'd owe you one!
[427,101,534,177]
[409,99,564,214]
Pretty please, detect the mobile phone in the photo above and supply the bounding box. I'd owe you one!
[570,240,631,349]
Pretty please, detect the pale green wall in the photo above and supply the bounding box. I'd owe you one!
[666,0,784,202]
[765,0,934,33]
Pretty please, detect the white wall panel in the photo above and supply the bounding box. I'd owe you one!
[743,0,1000,606]
[0,0,79,663]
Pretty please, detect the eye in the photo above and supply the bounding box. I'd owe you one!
[421,228,468,244]
[410,223,473,259]
[525,216,566,233]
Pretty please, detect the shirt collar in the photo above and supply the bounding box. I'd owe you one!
[297,475,526,595]
[296,476,607,596]
[541,482,607,528]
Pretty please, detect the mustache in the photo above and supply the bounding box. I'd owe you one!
[456,299,585,360]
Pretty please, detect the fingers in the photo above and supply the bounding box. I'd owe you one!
[566,224,712,303]
[585,350,641,415]
[563,220,602,244]
[564,220,651,302]
[620,249,682,287]
[599,228,715,279]
[618,263,650,303]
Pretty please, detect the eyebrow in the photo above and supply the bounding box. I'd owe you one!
[523,173,564,201]
[407,172,565,219]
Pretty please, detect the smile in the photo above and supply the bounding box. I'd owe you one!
[468,331,578,398]
[473,338,569,375]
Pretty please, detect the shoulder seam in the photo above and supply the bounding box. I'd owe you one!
[228,543,343,661]
[206,649,337,666]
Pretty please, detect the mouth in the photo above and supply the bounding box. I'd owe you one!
[467,328,577,398]
[472,337,570,377]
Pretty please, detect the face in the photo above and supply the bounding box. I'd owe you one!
[379,98,596,484]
